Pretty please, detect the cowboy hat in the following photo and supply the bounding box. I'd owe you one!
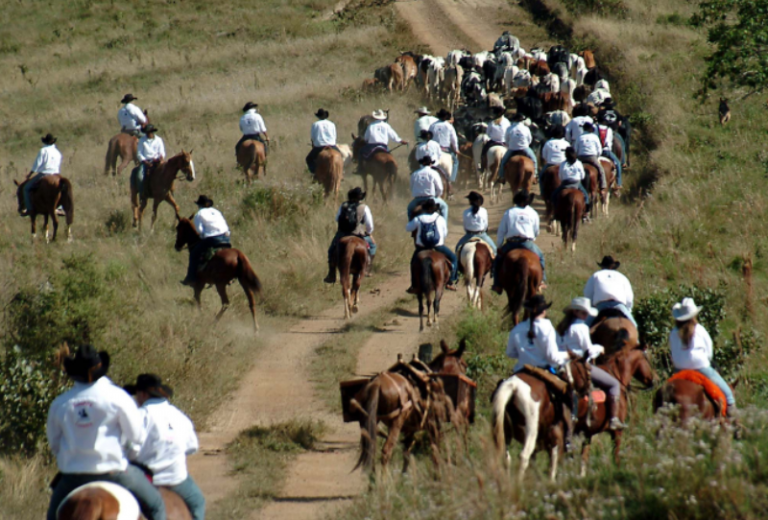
[419,129,433,140]
[64,345,110,384]
[597,255,620,269]
[242,101,258,112]
[143,124,158,134]
[414,106,431,115]
[466,191,484,205]
[315,108,329,119]
[421,198,439,213]
[564,297,598,317]
[347,187,366,201]
[124,373,174,399]
[436,108,452,120]
[491,106,506,118]
[195,195,214,207]
[524,294,552,314]
[41,133,57,145]
[672,298,703,321]
[513,190,534,206]
[121,93,138,103]
[511,112,526,122]
[371,109,388,120]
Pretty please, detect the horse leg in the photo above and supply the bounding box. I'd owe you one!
[580,437,592,478]
[381,413,408,470]
[342,275,351,320]
[418,294,425,332]
[352,272,362,314]
[611,430,623,467]
[43,214,50,243]
[240,281,259,332]
[150,199,162,233]
[401,432,417,474]
[51,211,59,242]
[518,399,540,480]
[138,197,149,232]
[214,284,230,321]
[165,192,181,218]
[30,214,37,241]
[116,155,132,177]
[548,444,559,482]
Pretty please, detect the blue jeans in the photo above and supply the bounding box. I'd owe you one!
[551,180,590,205]
[587,300,637,328]
[499,148,537,181]
[455,231,497,255]
[407,197,448,222]
[692,367,736,406]
[414,245,458,284]
[602,149,622,186]
[47,465,166,520]
[168,475,206,520]
[186,235,231,282]
[493,239,546,282]
[328,232,376,263]
[23,173,46,213]
[448,151,459,182]
[615,133,627,164]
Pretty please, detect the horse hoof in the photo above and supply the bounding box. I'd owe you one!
[352,306,359,314]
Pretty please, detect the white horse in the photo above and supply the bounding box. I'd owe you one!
[472,132,490,184]
[337,144,354,174]
[483,145,506,197]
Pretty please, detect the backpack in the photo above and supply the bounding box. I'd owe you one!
[419,218,440,248]
[338,202,360,234]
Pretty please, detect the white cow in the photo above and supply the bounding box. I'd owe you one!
[447,49,464,67]
[427,57,445,100]
[503,65,520,96]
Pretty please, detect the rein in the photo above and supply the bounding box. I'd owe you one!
[389,142,409,153]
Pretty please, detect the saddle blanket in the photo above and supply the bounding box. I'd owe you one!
[668,370,727,416]
[361,144,388,161]
[582,389,606,404]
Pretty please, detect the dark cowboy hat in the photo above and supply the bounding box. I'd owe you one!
[421,198,439,213]
[597,255,621,269]
[491,106,506,118]
[143,124,158,134]
[242,101,258,112]
[195,195,214,208]
[121,93,138,103]
[513,190,534,206]
[511,112,526,122]
[583,122,595,132]
[419,129,433,140]
[41,133,57,145]
[124,373,174,399]
[523,294,553,314]
[64,345,110,384]
[347,187,366,201]
[466,191,484,205]
[315,108,329,119]
[436,108,452,120]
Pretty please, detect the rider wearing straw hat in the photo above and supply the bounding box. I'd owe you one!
[669,298,737,417]
[306,108,340,175]
[118,94,147,137]
[584,256,636,327]
[413,107,438,143]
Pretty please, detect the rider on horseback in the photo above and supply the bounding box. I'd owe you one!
[118,93,147,137]
[584,256,636,327]
[564,104,593,144]
[575,122,607,192]
[499,113,538,181]
[306,108,340,175]
[480,106,509,172]
[408,154,449,222]
[20,133,61,217]
[46,345,167,520]
[669,298,737,417]
[125,374,206,520]
[358,109,407,174]
[405,198,458,292]
[491,190,546,294]
[236,102,269,155]
[539,126,569,182]
[413,107,438,143]
[324,187,376,284]
[136,124,166,195]
[596,118,623,190]
[549,146,592,218]
[429,109,460,183]
[181,195,231,286]
[455,191,497,256]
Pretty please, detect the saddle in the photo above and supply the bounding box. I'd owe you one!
[522,364,569,395]
[361,144,388,161]
[668,370,727,416]
[591,307,630,330]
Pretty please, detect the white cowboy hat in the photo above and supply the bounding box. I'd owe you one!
[564,297,598,317]
[372,110,387,120]
[672,298,702,321]
[595,79,610,92]
[414,106,431,115]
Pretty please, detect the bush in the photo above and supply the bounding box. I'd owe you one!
[105,209,129,236]
[240,183,322,222]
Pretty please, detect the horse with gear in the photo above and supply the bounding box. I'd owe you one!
[575,122,607,193]
[480,106,509,172]
[585,256,637,328]
[499,113,538,182]
[324,187,377,284]
[411,130,452,198]
[105,94,149,177]
[550,146,591,215]
[181,195,231,287]
[20,133,62,217]
[306,108,341,175]
[117,93,147,137]
[236,101,269,155]
[132,124,166,198]
[457,191,496,309]
[429,108,460,184]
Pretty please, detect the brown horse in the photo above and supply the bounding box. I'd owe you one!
[496,248,542,325]
[583,163,599,220]
[499,155,534,202]
[351,135,398,203]
[553,188,585,252]
[104,133,138,177]
[591,314,639,356]
[15,175,74,242]
[58,482,191,520]
[337,236,368,319]
[459,239,493,309]
[598,157,616,217]
[236,139,267,183]
[411,249,451,331]
[315,147,344,205]
[132,150,195,231]
[174,217,262,332]
[653,375,736,424]
[539,165,561,234]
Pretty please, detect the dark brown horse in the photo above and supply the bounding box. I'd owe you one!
[236,139,267,183]
[104,133,139,177]
[351,135,398,203]
[583,163,599,220]
[315,147,344,205]
[58,483,191,520]
[591,314,639,356]
[411,249,451,331]
[337,236,368,319]
[174,217,262,332]
[459,239,493,309]
[553,188,585,252]
[496,248,542,325]
[540,165,561,234]
[132,150,195,231]
[15,175,74,242]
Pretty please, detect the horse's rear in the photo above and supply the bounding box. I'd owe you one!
[540,165,561,233]
[553,188,584,252]
[485,145,506,195]
[591,316,638,355]
[200,247,262,332]
[499,248,541,324]
[504,155,534,198]
[654,379,716,423]
[459,241,492,309]
[351,136,397,203]
[412,250,450,331]
[236,140,266,183]
[104,133,138,177]
[338,236,368,319]
[57,482,137,520]
[316,148,344,205]
[17,174,75,243]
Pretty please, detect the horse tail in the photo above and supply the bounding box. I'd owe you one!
[508,255,529,316]
[420,256,434,298]
[570,194,578,243]
[460,242,476,287]
[59,177,75,225]
[491,377,517,453]
[104,136,118,176]
[354,378,380,471]
[237,252,262,295]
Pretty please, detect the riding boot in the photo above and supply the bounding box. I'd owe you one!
[607,397,626,430]
[323,262,337,284]
[364,254,374,276]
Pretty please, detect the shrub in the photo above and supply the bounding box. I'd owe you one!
[105,209,129,236]
[240,183,323,222]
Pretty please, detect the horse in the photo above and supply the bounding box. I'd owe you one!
[653,374,736,424]
[314,147,344,205]
[598,157,616,217]
[132,150,195,231]
[104,133,138,177]
[583,163,599,220]
[497,155,534,203]
[539,165,561,234]
[351,135,398,203]
[174,217,262,332]
[459,240,493,309]
[337,236,368,319]
[411,249,451,331]
[57,482,191,520]
[591,312,639,356]
[483,145,506,194]
[553,188,585,252]
[496,248,542,325]
[15,175,74,243]
[236,139,267,183]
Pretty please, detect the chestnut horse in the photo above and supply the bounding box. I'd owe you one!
[653,376,736,424]
[411,249,451,331]
[591,312,639,356]
[315,147,344,205]
[174,217,262,332]
[236,139,267,183]
[337,235,368,319]
[496,248,542,325]
[459,239,493,310]
[495,155,534,203]
[104,133,139,177]
[583,163,599,220]
[351,135,398,203]
[553,188,585,252]
[57,482,191,520]
[132,151,195,231]
[15,175,74,242]
[539,165,561,234]
[598,157,616,217]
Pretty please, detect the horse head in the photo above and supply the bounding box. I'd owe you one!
[174,216,198,251]
[179,149,196,182]
[350,134,362,159]
[566,351,592,395]
[428,339,468,375]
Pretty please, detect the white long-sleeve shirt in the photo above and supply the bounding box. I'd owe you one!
[118,103,147,131]
[429,121,458,152]
[415,140,442,164]
[541,138,569,165]
[505,123,532,151]
[576,132,602,157]
[559,160,585,183]
[669,324,713,370]
[565,115,593,144]
[194,207,230,238]
[31,144,62,174]
[47,377,144,474]
[506,318,567,373]
[497,206,540,246]
[463,207,489,232]
[365,120,401,145]
[137,135,166,162]
[134,398,199,486]
[311,120,337,147]
[557,320,604,359]
[487,117,511,143]
[410,166,444,198]
[240,109,267,135]
[584,269,634,308]
[406,213,448,247]
[414,115,439,142]
[335,204,374,234]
